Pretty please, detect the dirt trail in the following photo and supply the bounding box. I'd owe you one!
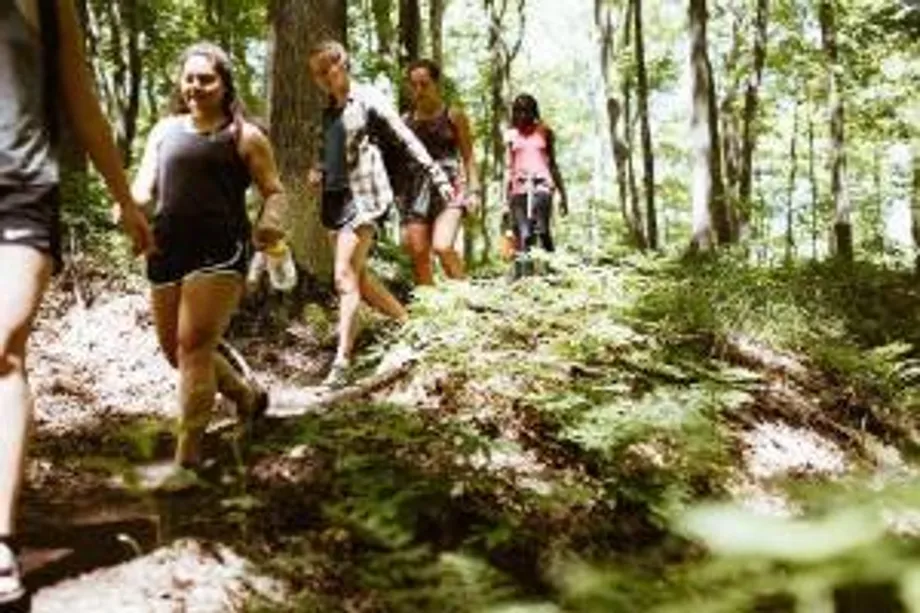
[19,284,328,612]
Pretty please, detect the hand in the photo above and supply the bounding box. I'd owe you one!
[437,181,455,206]
[559,194,569,218]
[252,220,285,251]
[307,168,323,191]
[118,204,155,256]
[465,188,482,215]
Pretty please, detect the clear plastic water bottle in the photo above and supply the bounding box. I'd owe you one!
[264,240,297,292]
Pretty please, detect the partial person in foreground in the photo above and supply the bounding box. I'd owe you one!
[0,0,153,607]
[504,93,568,277]
[307,41,455,387]
[400,59,480,285]
[131,42,286,487]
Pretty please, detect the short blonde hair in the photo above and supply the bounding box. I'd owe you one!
[309,40,348,68]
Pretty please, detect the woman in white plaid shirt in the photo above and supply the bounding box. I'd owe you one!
[308,40,453,387]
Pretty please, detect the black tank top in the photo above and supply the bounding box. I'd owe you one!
[405,108,459,162]
[155,117,251,236]
[0,1,58,186]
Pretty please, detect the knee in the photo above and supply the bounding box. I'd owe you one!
[0,326,28,376]
[432,242,457,260]
[176,330,213,367]
[334,264,360,296]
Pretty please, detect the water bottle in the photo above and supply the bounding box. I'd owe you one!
[264,240,297,292]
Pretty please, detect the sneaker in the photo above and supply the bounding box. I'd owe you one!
[0,540,25,607]
[321,360,351,389]
[135,462,206,494]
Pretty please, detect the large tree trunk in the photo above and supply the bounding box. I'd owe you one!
[268,0,345,279]
[737,0,769,233]
[429,0,445,66]
[819,0,853,260]
[688,0,728,250]
[633,0,657,249]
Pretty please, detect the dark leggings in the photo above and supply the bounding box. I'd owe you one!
[509,191,554,253]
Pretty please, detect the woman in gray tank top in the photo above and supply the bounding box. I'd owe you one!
[131,42,287,488]
[0,0,153,606]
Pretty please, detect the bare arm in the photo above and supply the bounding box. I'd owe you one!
[239,123,287,247]
[450,106,479,193]
[130,119,168,207]
[545,127,568,212]
[364,87,449,190]
[57,0,133,213]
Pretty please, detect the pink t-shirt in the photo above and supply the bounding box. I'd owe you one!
[506,125,554,196]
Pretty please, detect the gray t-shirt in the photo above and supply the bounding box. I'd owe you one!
[0,0,58,186]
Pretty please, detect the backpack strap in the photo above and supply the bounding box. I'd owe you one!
[38,0,60,144]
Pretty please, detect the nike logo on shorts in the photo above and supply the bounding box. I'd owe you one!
[2,227,35,241]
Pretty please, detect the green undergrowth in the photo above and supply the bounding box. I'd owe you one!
[198,252,920,611]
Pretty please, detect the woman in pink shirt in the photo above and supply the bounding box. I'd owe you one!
[504,94,568,268]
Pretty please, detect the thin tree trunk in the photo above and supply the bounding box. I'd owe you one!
[429,0,445,66]
[819,0,853,260]
[372,0,395,58]
[269,0,345,279]
[633,0,657,249]
[399,0,421,66]
[785,99,799,263]
[808,95,819,259]
[688,0,728,250]
[596,0,644,248]
[621,0,641,237]
[738,0,769,231]
[911,141,920,272]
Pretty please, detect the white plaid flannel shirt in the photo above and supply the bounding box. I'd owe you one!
[338,84,450,222]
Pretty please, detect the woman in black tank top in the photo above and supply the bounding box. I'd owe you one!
[131,43,287,485]
[401,59,481,286]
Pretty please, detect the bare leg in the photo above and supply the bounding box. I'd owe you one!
[402,221,434,286]
[152,284,253,413]
[174,274,242,466]
[0,246,51,539]
[431,207,466,280]
[332,226,406,364]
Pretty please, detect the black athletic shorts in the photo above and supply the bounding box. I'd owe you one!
[146,218,250,286]
[0,182,62,273]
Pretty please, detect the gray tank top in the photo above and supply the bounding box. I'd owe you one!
[155,117,251,236]
[0,1,58,186]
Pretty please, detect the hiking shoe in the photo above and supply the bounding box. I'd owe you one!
[136,462,207,494]
[321,360,351,389]
[238,382,270,422]
[0,540,25,608]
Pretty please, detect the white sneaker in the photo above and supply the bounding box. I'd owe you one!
[0,541,25,606]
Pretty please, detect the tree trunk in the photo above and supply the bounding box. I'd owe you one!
[399,0,420,66]
[482,0,525,263]
[808,95,819,259]
[268,0,345,279]
[633,0,657,249]
[372,0,395,61]
[621,0,642,243]
[688,0,728,250]
[819,0,853,261]
[596,0,644,248]
[911,141,920,272]
[738,0,769,232]
[785,99,799,263]
[429,0,445,66]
